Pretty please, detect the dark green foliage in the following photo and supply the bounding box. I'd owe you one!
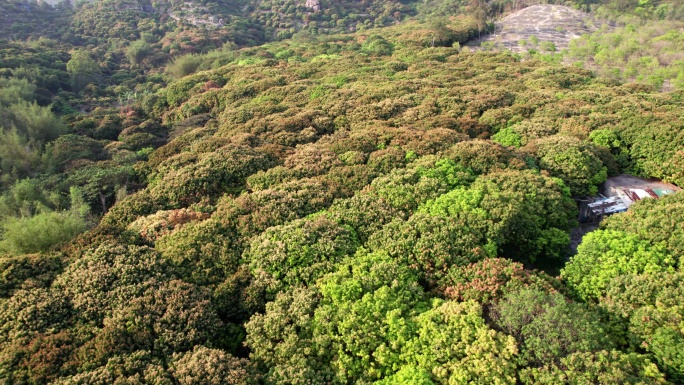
[0,287,71,345]
[443,140,524,175]
[603,191,684,258]
[85,279,222,360]
[491,288,614,366]
[244,287,331,385]
[469,170,577,259]
[50,350,172,384]
[45,134,105,172]
[601,272,684,380]
[155,215,240,286]
[326,193,405,244]
[418,169,576,262]
[64,163,134,215]
[149,145,274,208]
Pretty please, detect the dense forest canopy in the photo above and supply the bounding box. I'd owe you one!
[1,0,684,383]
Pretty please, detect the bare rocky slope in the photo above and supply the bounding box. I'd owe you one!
[468,4,610,52]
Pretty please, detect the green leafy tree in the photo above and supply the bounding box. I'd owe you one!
[51,350,172,384]
[0,287,71,345]
[79,279,223,366]
[245,216,358,293]
[170,346,256,385]
[0,178,61,218]
[491,127,523,147]
[45,134,105,172]
[325,193,404,243]
[561,229,674,301]
[602,192,684,258]
[418,170,576,262]
[441,258,561,304]
[401,300,518,385]
[374,366,435,384]
[313,252,427,383]
[0,127,44,185]
[530,135,607,196]
[245,287,333,385]
[0,77,36,107]
[126,40,151,65]
[0,210,87,255]
[367,212,491,288]
[65,163,134,214]
[0,253,62,298]
[519,350,667,385]
[491,288,613,366]
[602,272,684,380]
[362,35,394,56]
[4,100,65,143]
[54,242,173,325]
[66,50,101,91]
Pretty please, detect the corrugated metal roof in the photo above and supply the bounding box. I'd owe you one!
[653,188,675,197]
[587,196,628,215]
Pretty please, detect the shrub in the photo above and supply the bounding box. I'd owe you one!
[167,54,204,79]
[0,210,87,255]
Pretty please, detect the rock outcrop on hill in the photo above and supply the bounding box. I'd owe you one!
[469,5,610,52]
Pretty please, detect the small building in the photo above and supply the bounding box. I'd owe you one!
[579,174,680,222]
[589,195,627,214]
[603,174,679,208]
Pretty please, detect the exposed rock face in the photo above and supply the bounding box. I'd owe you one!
[467,5,608,52]
[305,0,321,11]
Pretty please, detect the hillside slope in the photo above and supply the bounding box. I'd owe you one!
[2,2,684,384]
[468,4,607,52]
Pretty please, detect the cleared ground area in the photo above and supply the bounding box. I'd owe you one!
[468,4,609,52]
